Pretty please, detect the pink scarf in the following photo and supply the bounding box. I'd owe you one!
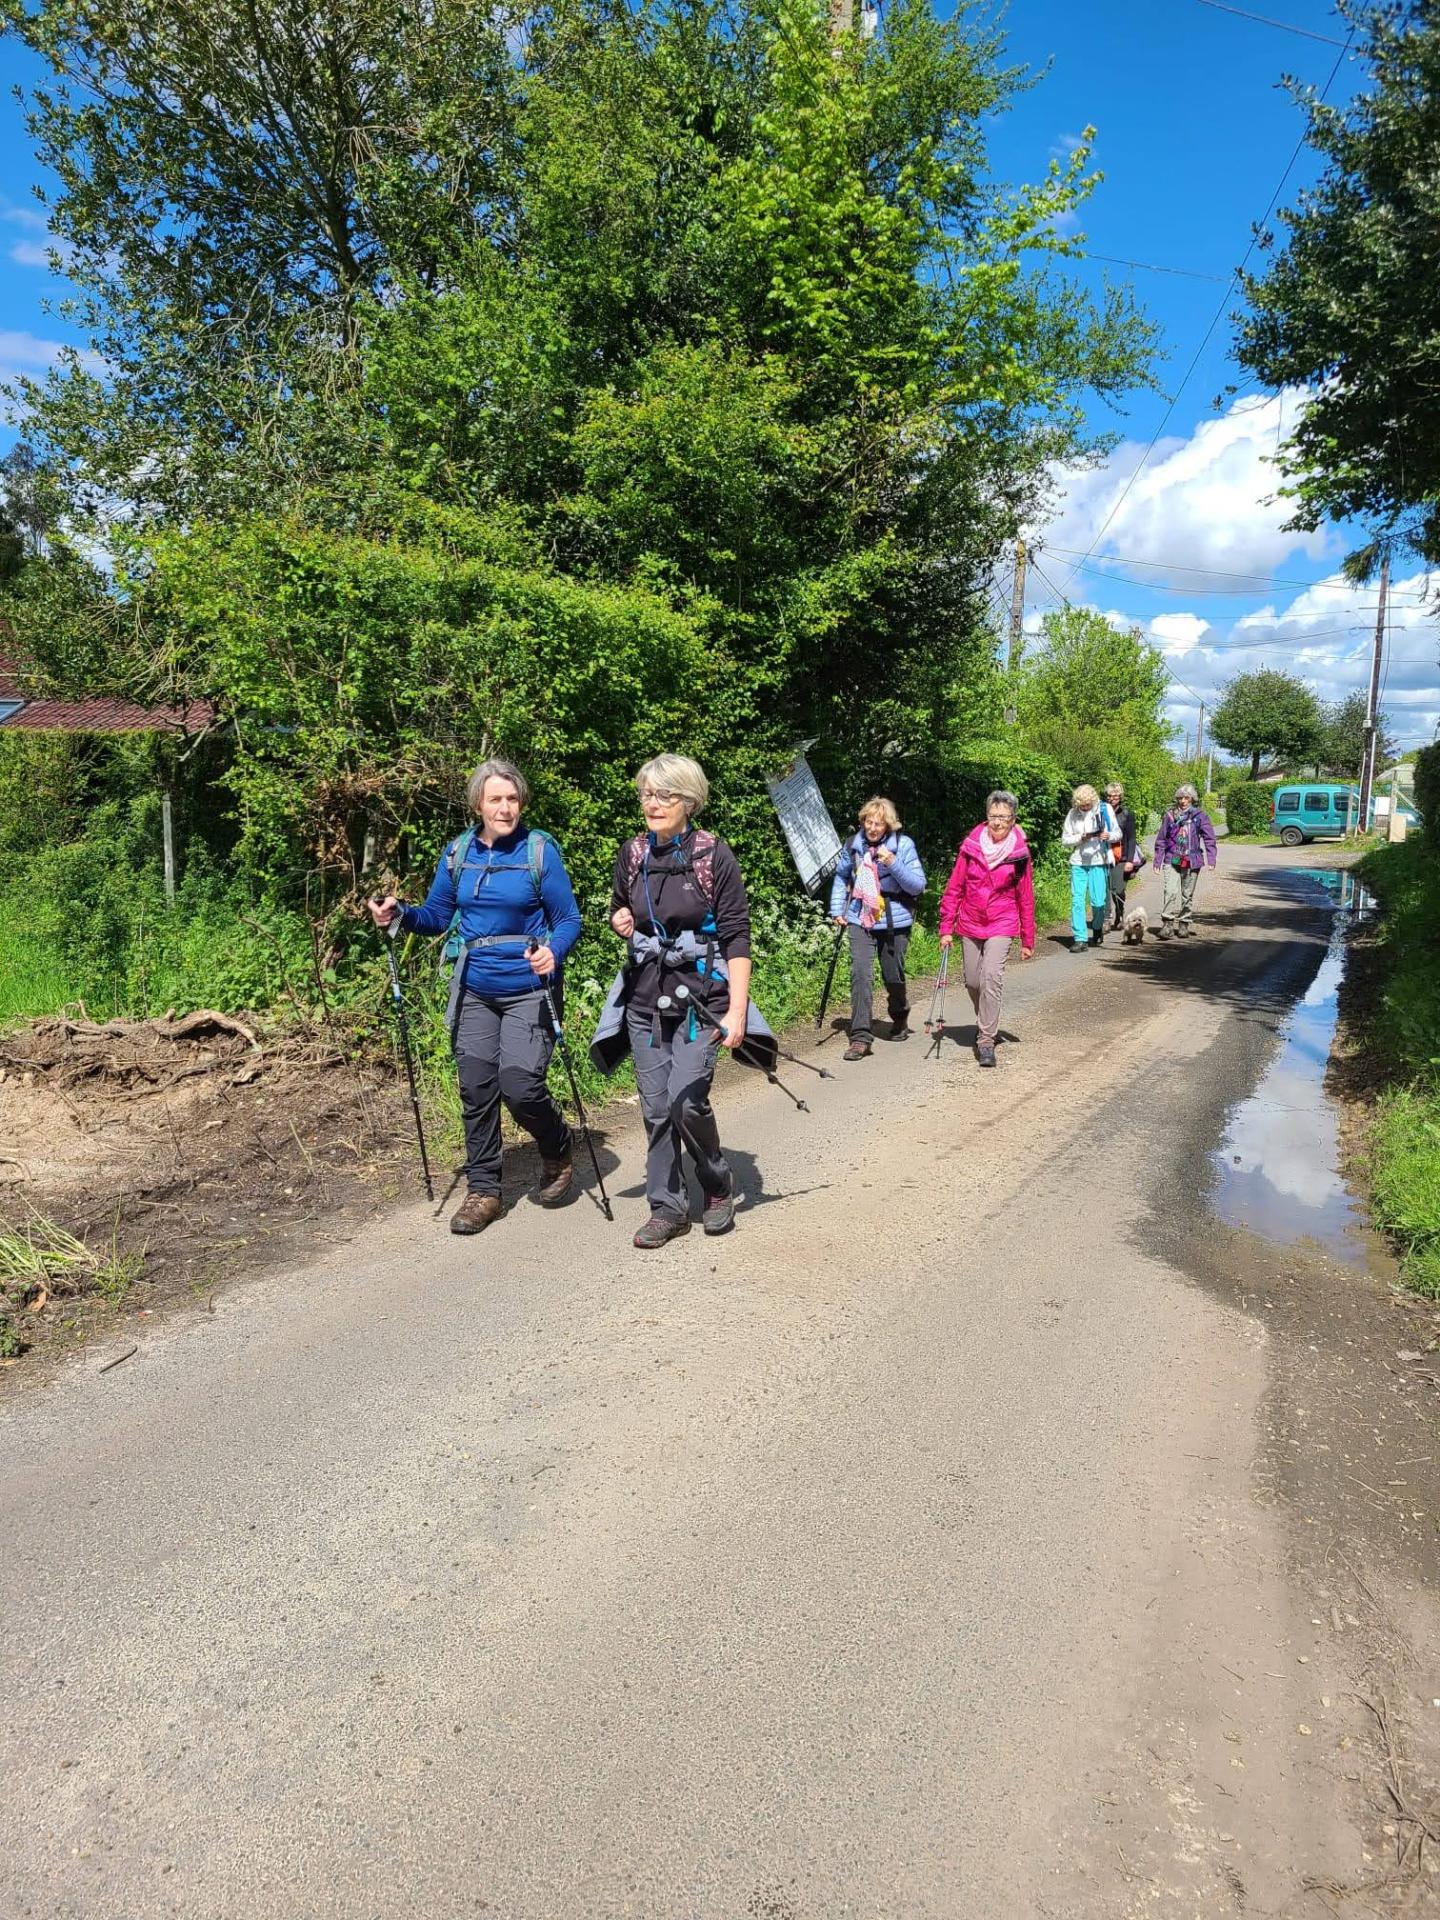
[978,826,1018,870]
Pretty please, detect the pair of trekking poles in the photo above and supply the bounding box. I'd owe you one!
[815,918,951,1059]
[373,909,611,1220]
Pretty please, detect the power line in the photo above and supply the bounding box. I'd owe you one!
[1195,1,1350,48]
[1080,253,1229,283]
[1056,29,1355,598]
[1049,546,1430,598]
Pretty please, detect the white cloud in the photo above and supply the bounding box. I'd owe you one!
[0,329,103,391]
[1,205,48,234]
[1037,388,1330,582]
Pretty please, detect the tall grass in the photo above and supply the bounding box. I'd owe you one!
[1354,839,1440,1295]
[0,927,83,1026]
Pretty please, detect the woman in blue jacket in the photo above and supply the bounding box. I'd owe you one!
[828,796,926,1060]
[369,758,583,1235]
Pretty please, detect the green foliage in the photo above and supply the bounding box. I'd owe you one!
[1370,1087,1440,1296]
[1412,742,1440,847]
[1353,836,1440,1296]
[1237,2,1440,560]
[1209,669,1322,779]
[1009,605,1172,819]
[1317,691,1394,779]
[1222,780,1275,837]
[1,0,1159,1025]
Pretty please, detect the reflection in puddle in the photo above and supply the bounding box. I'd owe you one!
[1211,869,1374,1264]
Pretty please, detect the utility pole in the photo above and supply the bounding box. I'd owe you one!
[1195,701,1205,768]
[1357,554,1389,835]
[1004,537,1027,726]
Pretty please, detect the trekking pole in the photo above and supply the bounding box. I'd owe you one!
[923,946,951,1062]
[663,986,813,1112]
[815,922,846,1032]
[371,905,435,1202]
[526,940,613,1222]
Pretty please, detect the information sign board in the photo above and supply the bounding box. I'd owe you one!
[767,751,844,895]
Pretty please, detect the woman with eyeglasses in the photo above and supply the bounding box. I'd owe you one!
[594,754,753,1249]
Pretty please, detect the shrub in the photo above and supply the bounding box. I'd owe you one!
[1223,780,1274,836]
[1413,742,1439,853]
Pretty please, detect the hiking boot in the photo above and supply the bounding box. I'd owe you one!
[633,1212,692,1251]
[451,1191,502,1235]
[888,1019,912,1042]
[976,1041,997,1068]
[1155,925,1172,942]
[702,1189,736,1236]
[535,1154,574,1208]
[843,1039,873,1061]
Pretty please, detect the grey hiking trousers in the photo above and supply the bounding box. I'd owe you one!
[454,989,571,1196]
[627,1010,731,1222]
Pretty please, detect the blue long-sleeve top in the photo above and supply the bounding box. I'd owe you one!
[827,829,926,929]
[399,822,583,1000]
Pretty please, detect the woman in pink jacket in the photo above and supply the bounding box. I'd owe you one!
[938,790,1036,1068]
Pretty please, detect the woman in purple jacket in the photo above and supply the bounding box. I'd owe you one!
[1152,783,1218,939]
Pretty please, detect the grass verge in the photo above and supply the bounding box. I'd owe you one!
[1353,840,1440,1296]
[0,1212,147,1357]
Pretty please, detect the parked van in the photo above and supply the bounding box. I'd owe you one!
[1270,782,1423,844]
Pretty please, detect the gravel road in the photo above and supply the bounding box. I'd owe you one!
[4,844,1437,1919]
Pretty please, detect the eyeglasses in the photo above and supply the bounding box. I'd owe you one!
[640,787,680,805]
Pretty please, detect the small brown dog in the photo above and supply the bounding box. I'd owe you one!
[1122,905,1148,944]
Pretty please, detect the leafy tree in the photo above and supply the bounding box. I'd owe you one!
[1319,690,1395,777]
[2,0,1157,929]
[1210,668,1323,778]
[1236,2,1440,562]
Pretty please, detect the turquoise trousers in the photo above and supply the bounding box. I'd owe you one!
[1070,864,1109,944]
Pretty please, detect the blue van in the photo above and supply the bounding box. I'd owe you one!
[1270,782,1422,843]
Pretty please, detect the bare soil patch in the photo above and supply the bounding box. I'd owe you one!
[0,1008,416,1375]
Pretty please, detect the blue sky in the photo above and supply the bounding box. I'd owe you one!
[1,0,1436,752]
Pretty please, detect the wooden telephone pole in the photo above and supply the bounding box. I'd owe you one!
[1357,555,1389,835]
[1003,538,1027,726]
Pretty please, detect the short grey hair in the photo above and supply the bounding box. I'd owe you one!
[635,753,709,817]
[1174,782,1198,804]
[467,757,529,814]
[986,789,1019,817]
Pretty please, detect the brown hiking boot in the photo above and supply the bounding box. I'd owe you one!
[451,1191,502,1235]
[536,1155,574,1208]
[633,1213,692,1251]
[843,1040,872,1061]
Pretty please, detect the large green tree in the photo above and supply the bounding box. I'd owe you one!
[1210,668,1323,778]
[2,0,1156,906]
[1237,1,1440,562]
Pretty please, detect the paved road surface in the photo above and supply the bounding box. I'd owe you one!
[4,845,1436,1918]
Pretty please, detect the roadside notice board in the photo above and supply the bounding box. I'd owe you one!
[767,750,844,896]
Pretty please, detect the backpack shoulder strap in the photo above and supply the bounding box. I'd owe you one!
[526,829,551,901]
[623,832,649,890]
[690,830,719,908]
[444,830,473,884]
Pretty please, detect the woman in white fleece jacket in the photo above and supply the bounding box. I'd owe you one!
[1061,783,1118,953]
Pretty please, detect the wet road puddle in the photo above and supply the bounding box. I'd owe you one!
[1212,868,1374,1265]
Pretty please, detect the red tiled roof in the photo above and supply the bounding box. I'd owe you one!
[0,650,214,735]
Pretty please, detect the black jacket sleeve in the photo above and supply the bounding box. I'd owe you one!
[711,840,752,961]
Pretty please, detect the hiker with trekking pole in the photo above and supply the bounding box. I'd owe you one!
[827,797,926,1062]
[590,754,789,1250]
[367,757,585,1235]
[937,789,1036,1068]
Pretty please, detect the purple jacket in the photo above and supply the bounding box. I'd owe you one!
[1153,806,1217,871]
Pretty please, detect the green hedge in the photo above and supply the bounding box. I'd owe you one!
[1413,743,1439,854]
[1223,780,1274,836]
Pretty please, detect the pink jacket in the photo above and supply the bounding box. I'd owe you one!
[939,825,1037,948]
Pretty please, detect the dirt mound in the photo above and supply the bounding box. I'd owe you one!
[0,1009,421,1373]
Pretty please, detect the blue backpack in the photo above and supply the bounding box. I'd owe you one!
[440,828,554,964]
